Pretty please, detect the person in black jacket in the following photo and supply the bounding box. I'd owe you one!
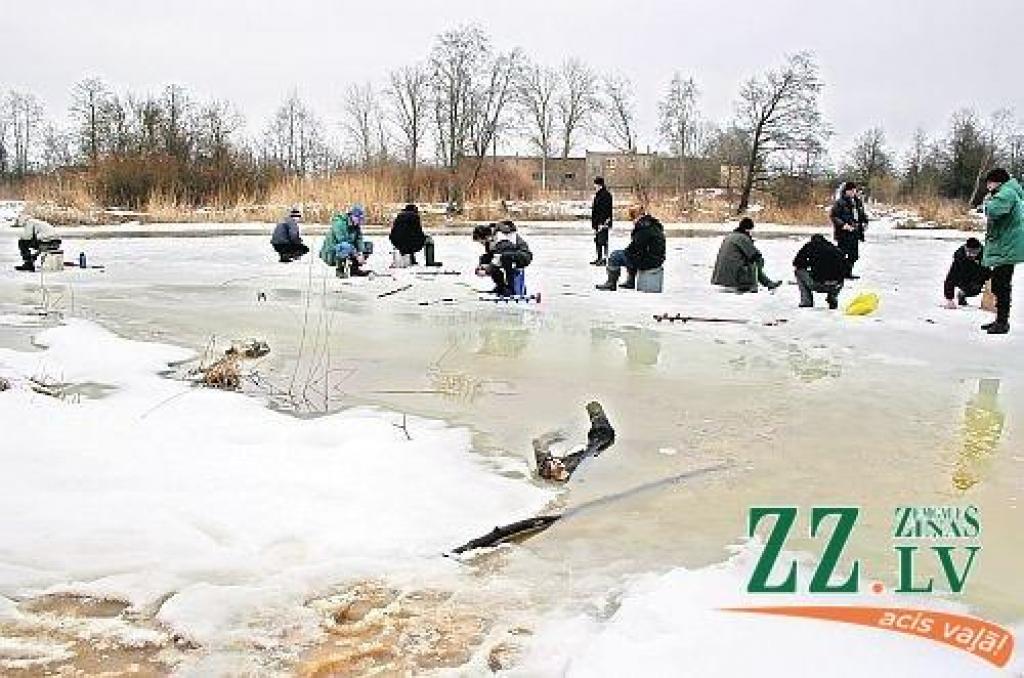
[473,221,533,296]
[596,205,666,291]
[830,181,868,279]
[389,204,427,263]
[793,234,846,309]
[943,237,990,308]
[591,177,613,265]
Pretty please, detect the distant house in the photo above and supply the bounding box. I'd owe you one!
[485,155,588,192]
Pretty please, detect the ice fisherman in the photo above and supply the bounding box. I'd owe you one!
[829,181,869,279]
[591,176,613,265]
[14,214,62,272]
[942,237,990,309]
[270,207,309,263]
[321,204,373,276]
[473,221,532,296]
[711,217,782,293]
[979,168,1024,335]
[389,204,426,264]
[792,234,847,309]
[595,205,666,291]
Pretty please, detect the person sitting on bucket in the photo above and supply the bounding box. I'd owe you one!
[473,220,532,296]
[14,213,61,272]
[596,205,665,291]
[942,237,990,309]
[270,207,309,263]
[711,217,782,293]
[793,234,847,309]
[321,204,372,276]
[389,204,426,264]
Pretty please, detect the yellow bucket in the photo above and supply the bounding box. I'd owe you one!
[845,292,879,316]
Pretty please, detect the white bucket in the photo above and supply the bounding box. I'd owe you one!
[40,250,64,272]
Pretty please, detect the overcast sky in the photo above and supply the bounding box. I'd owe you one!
[5,0,1022,164]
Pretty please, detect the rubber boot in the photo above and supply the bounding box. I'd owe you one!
[987,321,1010,335]
[596,267,620,291]
[15,260,35,272]
[620,270,637,290]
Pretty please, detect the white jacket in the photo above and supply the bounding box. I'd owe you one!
[19,216,58,242]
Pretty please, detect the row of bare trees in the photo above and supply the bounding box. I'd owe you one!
[2,24,1021,212]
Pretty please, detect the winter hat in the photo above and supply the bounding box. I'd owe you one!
[966,237,982,249]
[594,177,605,187]
[472,224,494,242]
[497,220,517,233]
[348,204,366,223]
[289,206,302,219]
[404,204,418,213]
[736,217,755,233]
[842,181,858,193]
[985,168,1011,184]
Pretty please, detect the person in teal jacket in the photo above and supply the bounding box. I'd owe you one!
[320,204,372,276]
[980,168,1024,335]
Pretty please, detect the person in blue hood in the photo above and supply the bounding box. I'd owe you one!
[320,204,373,276]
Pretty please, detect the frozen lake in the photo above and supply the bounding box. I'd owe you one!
[1,223,1021,675]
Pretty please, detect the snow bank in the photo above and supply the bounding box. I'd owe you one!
[511,545,1021,677]
[0,320,553,649]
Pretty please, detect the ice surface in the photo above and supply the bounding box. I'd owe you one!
[0,320,553,653]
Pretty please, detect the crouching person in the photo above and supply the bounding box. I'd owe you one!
[473,221,532,296]
[321,204,373,276]
[271,207,309,262]
[14,214,62,272]
[596,205,665,291]
[711,217,781,292]
[943,237,990,308]
[389,204,426,264]
[793,234,846,309]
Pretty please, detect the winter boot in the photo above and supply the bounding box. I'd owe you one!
[766,279,783,291]
[827,295,839,310]
[957,291,968,306]
[987,321,1010,335]
[596,267,621,291]
[981,320,998,331]
[15,261,35,272]
[620,270,637,290]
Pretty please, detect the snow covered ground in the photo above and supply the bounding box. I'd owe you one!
[0,217,1022,676]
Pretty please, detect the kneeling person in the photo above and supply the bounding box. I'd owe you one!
[322,204,373,276]
[474,221,532,296]
[711,217,781,292]
[943,237,990,308]
[793,234,846,309]
[389,204,426,264]
[15,214,61,272]
[271,207,309,262]
[596,205,665,291]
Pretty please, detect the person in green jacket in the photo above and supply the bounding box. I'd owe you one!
[320,204,372,276]
[980,168,1024,335]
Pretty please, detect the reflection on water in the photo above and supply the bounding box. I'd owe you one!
[953,378,1005,491]
[478,325,531,357]
[589,326,661,367]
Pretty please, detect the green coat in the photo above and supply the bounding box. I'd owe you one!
[982,178,1024,268]
[712,231,764,290]
[319,213,365,266]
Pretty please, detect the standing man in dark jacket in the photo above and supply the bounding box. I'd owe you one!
[591,177,613,265]
[943,238,990,308]
[793,234,846,309]
[270,207,309,262]
[474,221,533,296]
[596,205,665,291]
[389,204,427,264]
[830,181,868,279]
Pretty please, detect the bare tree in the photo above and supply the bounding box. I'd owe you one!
[658,73,700,197]
[733,52,828,213]
[196,100,242,162]
[5,91,44,175]
[265,91,328,175]
[430,26,488,171]
[40,123,74,171]
[343,82,385,167]
[598,75,637,153]
[556,59,599,159]
[464,48,523,195]
[515,60,561,190]
[844,127,894,191]
[387,64,430,173]
[71,77,111,165]
[969,108,1015,205]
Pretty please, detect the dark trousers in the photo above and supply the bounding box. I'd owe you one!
[837,234,859,276]
[485,251,530,293]
[943,277,984,301]
[18,238,62,262]
[273,242,309,261]
[795,269,843,307]
[991,264,1015,323]
[594,227,609,259]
